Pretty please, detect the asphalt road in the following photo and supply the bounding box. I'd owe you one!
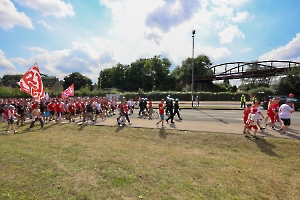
[129,107,300,126]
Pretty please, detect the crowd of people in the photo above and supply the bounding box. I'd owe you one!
[0,95,183,133]
[243,97,295,138]
[1,94,295,136]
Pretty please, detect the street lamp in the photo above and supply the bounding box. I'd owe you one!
[192,30,195,107]
[99,70,102,90]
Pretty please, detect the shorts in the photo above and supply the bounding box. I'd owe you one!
[50,111,55,116]
[160,114,164,120]
[7,118,14,124]
[45,112,51,118]
[280,118,291,126]
[247,125,258,130]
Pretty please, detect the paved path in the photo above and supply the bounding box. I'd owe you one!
[90,111,300,140]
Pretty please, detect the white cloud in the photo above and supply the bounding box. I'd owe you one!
[241,47,251,53]
[38,20,54,30]
[218,25,245,44]
[145,0,202,32]
[0,0,33,30]
[27,47,49,53]
[232,11,250,23]
[11,42,116,83]
[0,50,17,77]
[212,0,250,7]
[14,0,75,18]
[259,33,300,61]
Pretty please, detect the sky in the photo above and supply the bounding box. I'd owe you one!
[0,0,300,86]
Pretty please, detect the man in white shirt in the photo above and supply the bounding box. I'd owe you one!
[278,100,295,135]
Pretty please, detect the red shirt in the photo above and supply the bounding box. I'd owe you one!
[75,102,81,109]
[56,103,64,112]
[159,102,164,114]
[32,103,39,109]
[81,102,86,111]
[148,101,152,108]
[48,102,57,111]
[123,104,128,114]
[69,104,75,112]
[267,102,279,116]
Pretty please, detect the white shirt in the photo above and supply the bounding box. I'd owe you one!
[247,113,257,125]
[279,104,293,119]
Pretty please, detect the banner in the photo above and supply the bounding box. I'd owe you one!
[61,83,74,99]
[18,63,44,101]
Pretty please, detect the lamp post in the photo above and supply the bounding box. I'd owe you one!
[99,70,102,90]
[192,30,195,107]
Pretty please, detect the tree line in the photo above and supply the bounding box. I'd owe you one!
[0,54,299,97]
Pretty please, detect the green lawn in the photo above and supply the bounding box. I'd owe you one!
[0,123,299,199]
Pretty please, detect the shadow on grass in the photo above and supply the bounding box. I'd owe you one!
[159,128,168,139]
[250,137,281,158]
[115,126,125,133]
[77,123,88,131]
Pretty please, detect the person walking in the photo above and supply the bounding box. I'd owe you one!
[245,108,259,139]
[240,94,246,108]
[156,99,165,128]
[166,98,174,123]
[195,96,200,106]
[174,98,182,120]
[278,100,295,135]
[30,104,44,130]
[243,104,252,134]
[4,105,18,134]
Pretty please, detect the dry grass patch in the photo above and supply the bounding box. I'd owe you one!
[0,122,299,199]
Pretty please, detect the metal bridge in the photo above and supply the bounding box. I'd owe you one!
[194,60,300,81]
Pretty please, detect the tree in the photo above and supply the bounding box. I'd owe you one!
[170,54,213,91]
[99,55,173,92]
[276,67,300,96]
[63,72,92,90]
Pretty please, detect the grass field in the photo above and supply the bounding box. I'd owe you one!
[1,122,299,199]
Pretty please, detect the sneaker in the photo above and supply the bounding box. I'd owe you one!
[272,126,276,130]
[166,120,169,124]
[156,123,158,128]
[243,131,246,134]
[162,125,165,128]
[5,130,9,133]
[129,122,132,125]
[14,130,17,134]
[260,127,265,131]
[171,121,175,124]
[252,135,259,139]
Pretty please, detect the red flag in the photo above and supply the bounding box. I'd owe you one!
[61,83,74,99]
[18,63,44,101]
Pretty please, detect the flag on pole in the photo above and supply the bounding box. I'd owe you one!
[61,83,74,99]
[18,63,44,101]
